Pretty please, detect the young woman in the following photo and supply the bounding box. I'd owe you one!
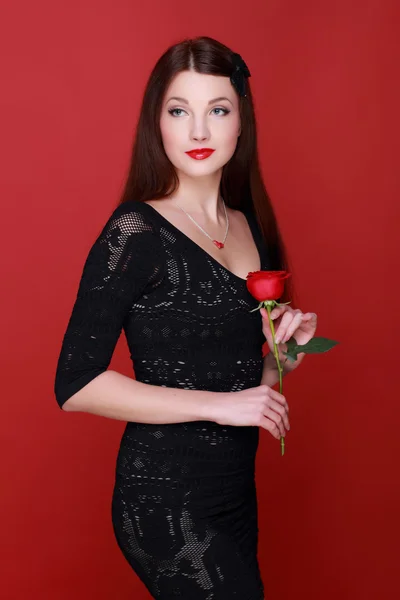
[55,36,314,599]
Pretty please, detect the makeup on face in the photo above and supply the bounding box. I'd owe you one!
[185,149,215,160]
[160,73,241,172]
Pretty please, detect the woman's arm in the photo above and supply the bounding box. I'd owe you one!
[261,353,282,387]
[261,351,304,387]
[54,203,221,422]
[62,369,218,423]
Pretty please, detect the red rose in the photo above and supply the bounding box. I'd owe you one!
[246,268,337,457]
[246,270,292,302]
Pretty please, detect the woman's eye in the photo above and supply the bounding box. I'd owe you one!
[212,107,230,116]
[168,108,186,117]
[168,108,188,117]
[168,107,230,117]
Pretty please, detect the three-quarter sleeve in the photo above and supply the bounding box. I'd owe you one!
[54,202,164,409]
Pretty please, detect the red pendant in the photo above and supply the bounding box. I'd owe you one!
[213,240,224,249]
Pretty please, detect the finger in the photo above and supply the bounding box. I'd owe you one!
[266,386,289,412]
[261,307,281,321]
[275,310,298,343]
[281,312,304,343]
[261,310,281,341]
[267,399,290,431]
[263,407,287,437]
[260,305,286,322]
[269,306,283,318]
[259,417,281,440]
[302,312,317,322]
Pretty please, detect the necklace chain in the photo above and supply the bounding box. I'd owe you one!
[175,199,229,249]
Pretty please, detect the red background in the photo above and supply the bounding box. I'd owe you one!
[1,1,399,598]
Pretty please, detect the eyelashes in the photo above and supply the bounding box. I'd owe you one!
[167,107,231,117]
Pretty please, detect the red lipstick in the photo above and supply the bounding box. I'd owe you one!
[185,148,215,160]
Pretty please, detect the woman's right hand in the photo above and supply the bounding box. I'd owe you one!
[211,385,290,440]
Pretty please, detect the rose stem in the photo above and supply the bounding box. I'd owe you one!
[264,301,285,456]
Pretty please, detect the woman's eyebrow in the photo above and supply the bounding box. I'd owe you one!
[166,96,233,106]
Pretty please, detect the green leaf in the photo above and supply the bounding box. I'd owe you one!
[295,337,339,353]
[283,350,298,362]
[283,336,339,362]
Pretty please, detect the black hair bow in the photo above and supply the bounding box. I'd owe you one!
[230,52,251,97]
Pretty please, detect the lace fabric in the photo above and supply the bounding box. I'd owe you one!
[54,203,165,406]
[54,200,270,598]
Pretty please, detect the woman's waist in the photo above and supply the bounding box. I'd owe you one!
[115,421,258,494]
[131,356,264,393]
[117,420,259,467]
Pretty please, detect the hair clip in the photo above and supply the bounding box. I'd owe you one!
[230,52,251,97]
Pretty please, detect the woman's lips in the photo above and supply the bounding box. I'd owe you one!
[185,149,215,160]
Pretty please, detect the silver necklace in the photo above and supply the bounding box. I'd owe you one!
[175,199,229,249]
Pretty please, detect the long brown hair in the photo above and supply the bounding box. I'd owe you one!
[118,36,298,307]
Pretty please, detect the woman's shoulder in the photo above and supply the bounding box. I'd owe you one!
[92,200,165,271]
[107,199,150,219]
[103,200,159,236]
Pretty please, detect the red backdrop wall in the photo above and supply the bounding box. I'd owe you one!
[1,1,398,598]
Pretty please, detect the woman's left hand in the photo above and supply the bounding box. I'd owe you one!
[260,306,318,371]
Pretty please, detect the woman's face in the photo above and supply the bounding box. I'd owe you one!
[160,70,241,178]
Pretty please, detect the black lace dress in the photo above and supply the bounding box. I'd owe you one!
[54,200,272,599]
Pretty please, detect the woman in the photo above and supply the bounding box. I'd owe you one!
[55,36,315,599]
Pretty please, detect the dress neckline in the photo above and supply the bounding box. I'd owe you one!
[138,201,263,284]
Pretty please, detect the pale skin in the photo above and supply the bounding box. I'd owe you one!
[63,69,318,443]
[260,306,318,391]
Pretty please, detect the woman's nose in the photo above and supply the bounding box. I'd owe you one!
[190,121,210,142]
[192,135,208,142]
